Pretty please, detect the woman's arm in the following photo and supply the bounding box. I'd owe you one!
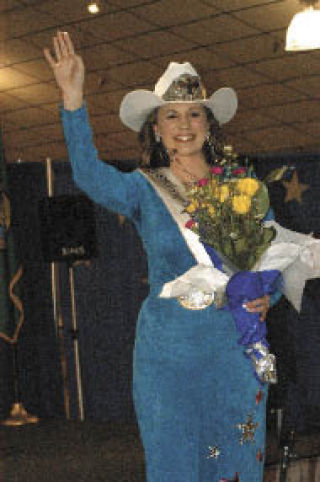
[60,103,141,218]
[44,31,141,219]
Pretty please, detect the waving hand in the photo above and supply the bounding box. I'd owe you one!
[44,31,84,110]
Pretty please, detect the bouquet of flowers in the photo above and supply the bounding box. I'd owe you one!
[183,148,281,384]
[159,148,320,384]
[184,147,276,272]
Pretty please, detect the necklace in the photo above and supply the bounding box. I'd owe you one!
[170,155,209,185]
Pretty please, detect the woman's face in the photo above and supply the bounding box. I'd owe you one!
[154,103,209,159]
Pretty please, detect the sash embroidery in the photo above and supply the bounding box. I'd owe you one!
[138,167,213,267]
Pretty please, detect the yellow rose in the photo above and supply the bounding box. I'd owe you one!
[236,178,260,197]
[207,205,215,216]
[217,184,229,203]
[232,195,251,214]
[186,200,199,213]
[201,203,215,216]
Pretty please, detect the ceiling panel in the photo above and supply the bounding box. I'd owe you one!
[79,11,153,42]
[206,0,283,12]
[5,126,40,147]
[5,7,60,39]
[0,0,318,161]
[106,60,162,88]
[0,92,28,112]
[0,38,42,65]
[107,0,156,6]
[213,33,284,65]
[82,43,137,71]
[285,76,320,98]
[7,81,60,104]
[238,83,307,110]
[86,90,129,115]
[203,65,267,90]
[260,100,320,124]
[37,0,117,23]
[170,14,259,45]
[0,65,40,89]
[252,52,320,82]
[244,125,313,151]
[2,105,58,127]
[233,0,300,31]
[294,121,320,140]
[134,0,217,27]
[114,31,195,60]
[0,0,21,13]
[13,58,53,82]
[91,114,124,134]
[153,46,234,72]
[224,110,280,134]
[5,141,67,163]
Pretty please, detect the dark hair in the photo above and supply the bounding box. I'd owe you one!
[138,106,224,168]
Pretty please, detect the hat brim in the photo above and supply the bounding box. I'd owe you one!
[119,87,237,132]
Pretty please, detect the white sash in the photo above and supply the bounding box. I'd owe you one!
[138,168,213,266]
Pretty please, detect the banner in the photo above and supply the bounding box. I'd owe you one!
[0,139,24,344]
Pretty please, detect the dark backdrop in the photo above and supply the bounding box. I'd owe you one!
[0,160,148,422]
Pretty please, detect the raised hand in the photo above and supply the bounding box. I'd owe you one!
[44,31,85,110]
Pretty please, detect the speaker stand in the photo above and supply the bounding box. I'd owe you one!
[68,262,85,421]
[1,343,38,426]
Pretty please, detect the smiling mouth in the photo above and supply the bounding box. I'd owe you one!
[174,135,195,142]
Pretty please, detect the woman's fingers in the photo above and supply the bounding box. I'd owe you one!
[44,32,75,69]
[57,31,71,57]
[243,295,270,322]
[53,35,62,62]
[62,31,75,55]
[43,48,56,68]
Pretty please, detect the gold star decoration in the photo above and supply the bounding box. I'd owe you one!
[118,214,126,225]
[282,170,309,204]
[208,445,221,459]
[237,414,259,445]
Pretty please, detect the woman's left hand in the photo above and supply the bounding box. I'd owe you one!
[243,295,270,322]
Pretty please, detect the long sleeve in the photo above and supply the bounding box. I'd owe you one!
[60,103,141,220]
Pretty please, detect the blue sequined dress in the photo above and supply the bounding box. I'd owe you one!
[61,104,279,482]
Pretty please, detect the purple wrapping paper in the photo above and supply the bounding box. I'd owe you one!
[226,270,280,347]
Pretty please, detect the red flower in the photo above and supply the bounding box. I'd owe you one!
[232,167,246,176]
[185,219,196,229]
[210,166,223,175]
[198,178,208,187]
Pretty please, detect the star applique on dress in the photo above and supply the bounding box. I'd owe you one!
[207,445,221,459]
[237,414,259,444]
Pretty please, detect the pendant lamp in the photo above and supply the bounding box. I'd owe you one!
[285,1,320,51]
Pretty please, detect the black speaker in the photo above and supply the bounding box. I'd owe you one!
[38,195,98,262]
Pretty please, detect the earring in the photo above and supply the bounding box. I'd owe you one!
[205,132,214,146]
[155,132,161,143]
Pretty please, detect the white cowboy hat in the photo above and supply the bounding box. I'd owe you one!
[119,62,238,132]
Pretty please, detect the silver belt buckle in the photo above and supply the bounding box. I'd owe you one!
[178,290,214,310]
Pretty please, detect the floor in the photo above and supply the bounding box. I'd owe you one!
[1,418,320,481]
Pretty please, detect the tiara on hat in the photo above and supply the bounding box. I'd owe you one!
[119,62,237,132]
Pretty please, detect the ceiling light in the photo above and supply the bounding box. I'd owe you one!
[285,1,320,51]
[87,2,100,14]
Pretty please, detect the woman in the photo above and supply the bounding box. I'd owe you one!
[44,32,276,481]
